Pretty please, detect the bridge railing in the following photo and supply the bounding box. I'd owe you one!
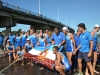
[0,1,61,24]
[0,1,69,27]
[2,2,16,10]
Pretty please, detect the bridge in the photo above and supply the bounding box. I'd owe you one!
[0,1,75,35]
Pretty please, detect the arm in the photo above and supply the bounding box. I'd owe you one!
[59,33,66,46]
[91,31,94,38]
[89,41,93,53]
[70,33,76,50]
[6,46,13,53]
[55,53,61,66]
[50,34,55,44]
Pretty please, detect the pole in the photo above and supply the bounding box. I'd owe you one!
[57,7,59,21]
[39,0,40,15]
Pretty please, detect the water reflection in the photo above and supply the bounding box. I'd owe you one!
[0,56,100,75]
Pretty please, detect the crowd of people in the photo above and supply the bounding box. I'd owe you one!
[0,23,100,75]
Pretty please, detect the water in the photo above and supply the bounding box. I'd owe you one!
[0,57,59,75]
[0,56,100,75]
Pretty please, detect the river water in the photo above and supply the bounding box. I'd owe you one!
[0,37,100,75]
[0,55,100,75]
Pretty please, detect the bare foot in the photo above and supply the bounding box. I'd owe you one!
[40,67,44,70]
[94,70,100,74]
[22,63,24,66]
[85,73,90,75]
[27,62,30,65]
[31,63,34,66]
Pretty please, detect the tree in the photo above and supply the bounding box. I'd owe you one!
[98,34,100,37]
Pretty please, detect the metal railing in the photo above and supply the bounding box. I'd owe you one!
[0,1,74,31]
[0,1,60,23]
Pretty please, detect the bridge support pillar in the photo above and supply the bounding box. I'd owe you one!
[6,27,11,35]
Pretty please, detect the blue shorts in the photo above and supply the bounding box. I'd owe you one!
[8,53,13,56]
[78,51,91,62]
[92,49,97,52]
[0,44,4,50]
[66,46,73,52]
[22,41,26,47]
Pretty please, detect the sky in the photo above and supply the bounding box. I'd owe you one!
[1,0,100,33]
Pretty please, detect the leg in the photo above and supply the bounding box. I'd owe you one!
[87,62,94,75]
[78,59,83,74]
[83,52,94,75]
[66,52,72,66]
[13,53,16,60]
[0,45,5,57]
[93,51,99,74]
[55,65,65,75]
[85,65,90,75]
[9,56,11,62]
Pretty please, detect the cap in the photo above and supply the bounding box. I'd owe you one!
[62,27,68,31]
[26,38,30,40]
[94,24,100,28]
[22,30,24,32]
[7,40,10,41]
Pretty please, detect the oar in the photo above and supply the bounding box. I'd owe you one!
[0,58,19,73]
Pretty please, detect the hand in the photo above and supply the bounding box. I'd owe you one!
[73,51,76,55]
[12,50,15,53]
[74,48,78,52]
[58,44,61,48]
[52,41,55,45]
[88,52,92,57]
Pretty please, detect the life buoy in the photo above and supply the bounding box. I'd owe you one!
[38,49,48,60]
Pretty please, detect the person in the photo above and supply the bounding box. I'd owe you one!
[62,27,76,73]
[24,38,33,53]
[27,30,31,40]
[38,29,44,37]
[77,23,94,75]
[7,32,15,47]
[21,30,27,48]
[52,46,70,75]
[24,38,34,66]
[37,34,47,47]
[44,29,49,37]
[15,32,21,50]
[46,31,52,45]
[0,32,5,57]
[6,40,15,62]
[16,46,24,65]
[73,30,81,70]
[51,27,66,48]
[30,29,37,47]
[86,24,100,74]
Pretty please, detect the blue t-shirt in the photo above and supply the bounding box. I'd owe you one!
[45,35,51,44]
[51,32,65,45]
[74,34,81,48]
[30,34,37,46]
[16,36,21,46]
[8,35,15,45]
[38,38,45,47]
[22,34,27,46]
[93,33,98,50]
[0,35,5,44]
[80,31,92,52]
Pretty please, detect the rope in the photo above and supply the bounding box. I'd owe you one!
[0,58,19,73]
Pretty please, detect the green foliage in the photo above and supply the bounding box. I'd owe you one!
[2,29,22,35]
[98,34,100,37]
[11,13,17,20]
